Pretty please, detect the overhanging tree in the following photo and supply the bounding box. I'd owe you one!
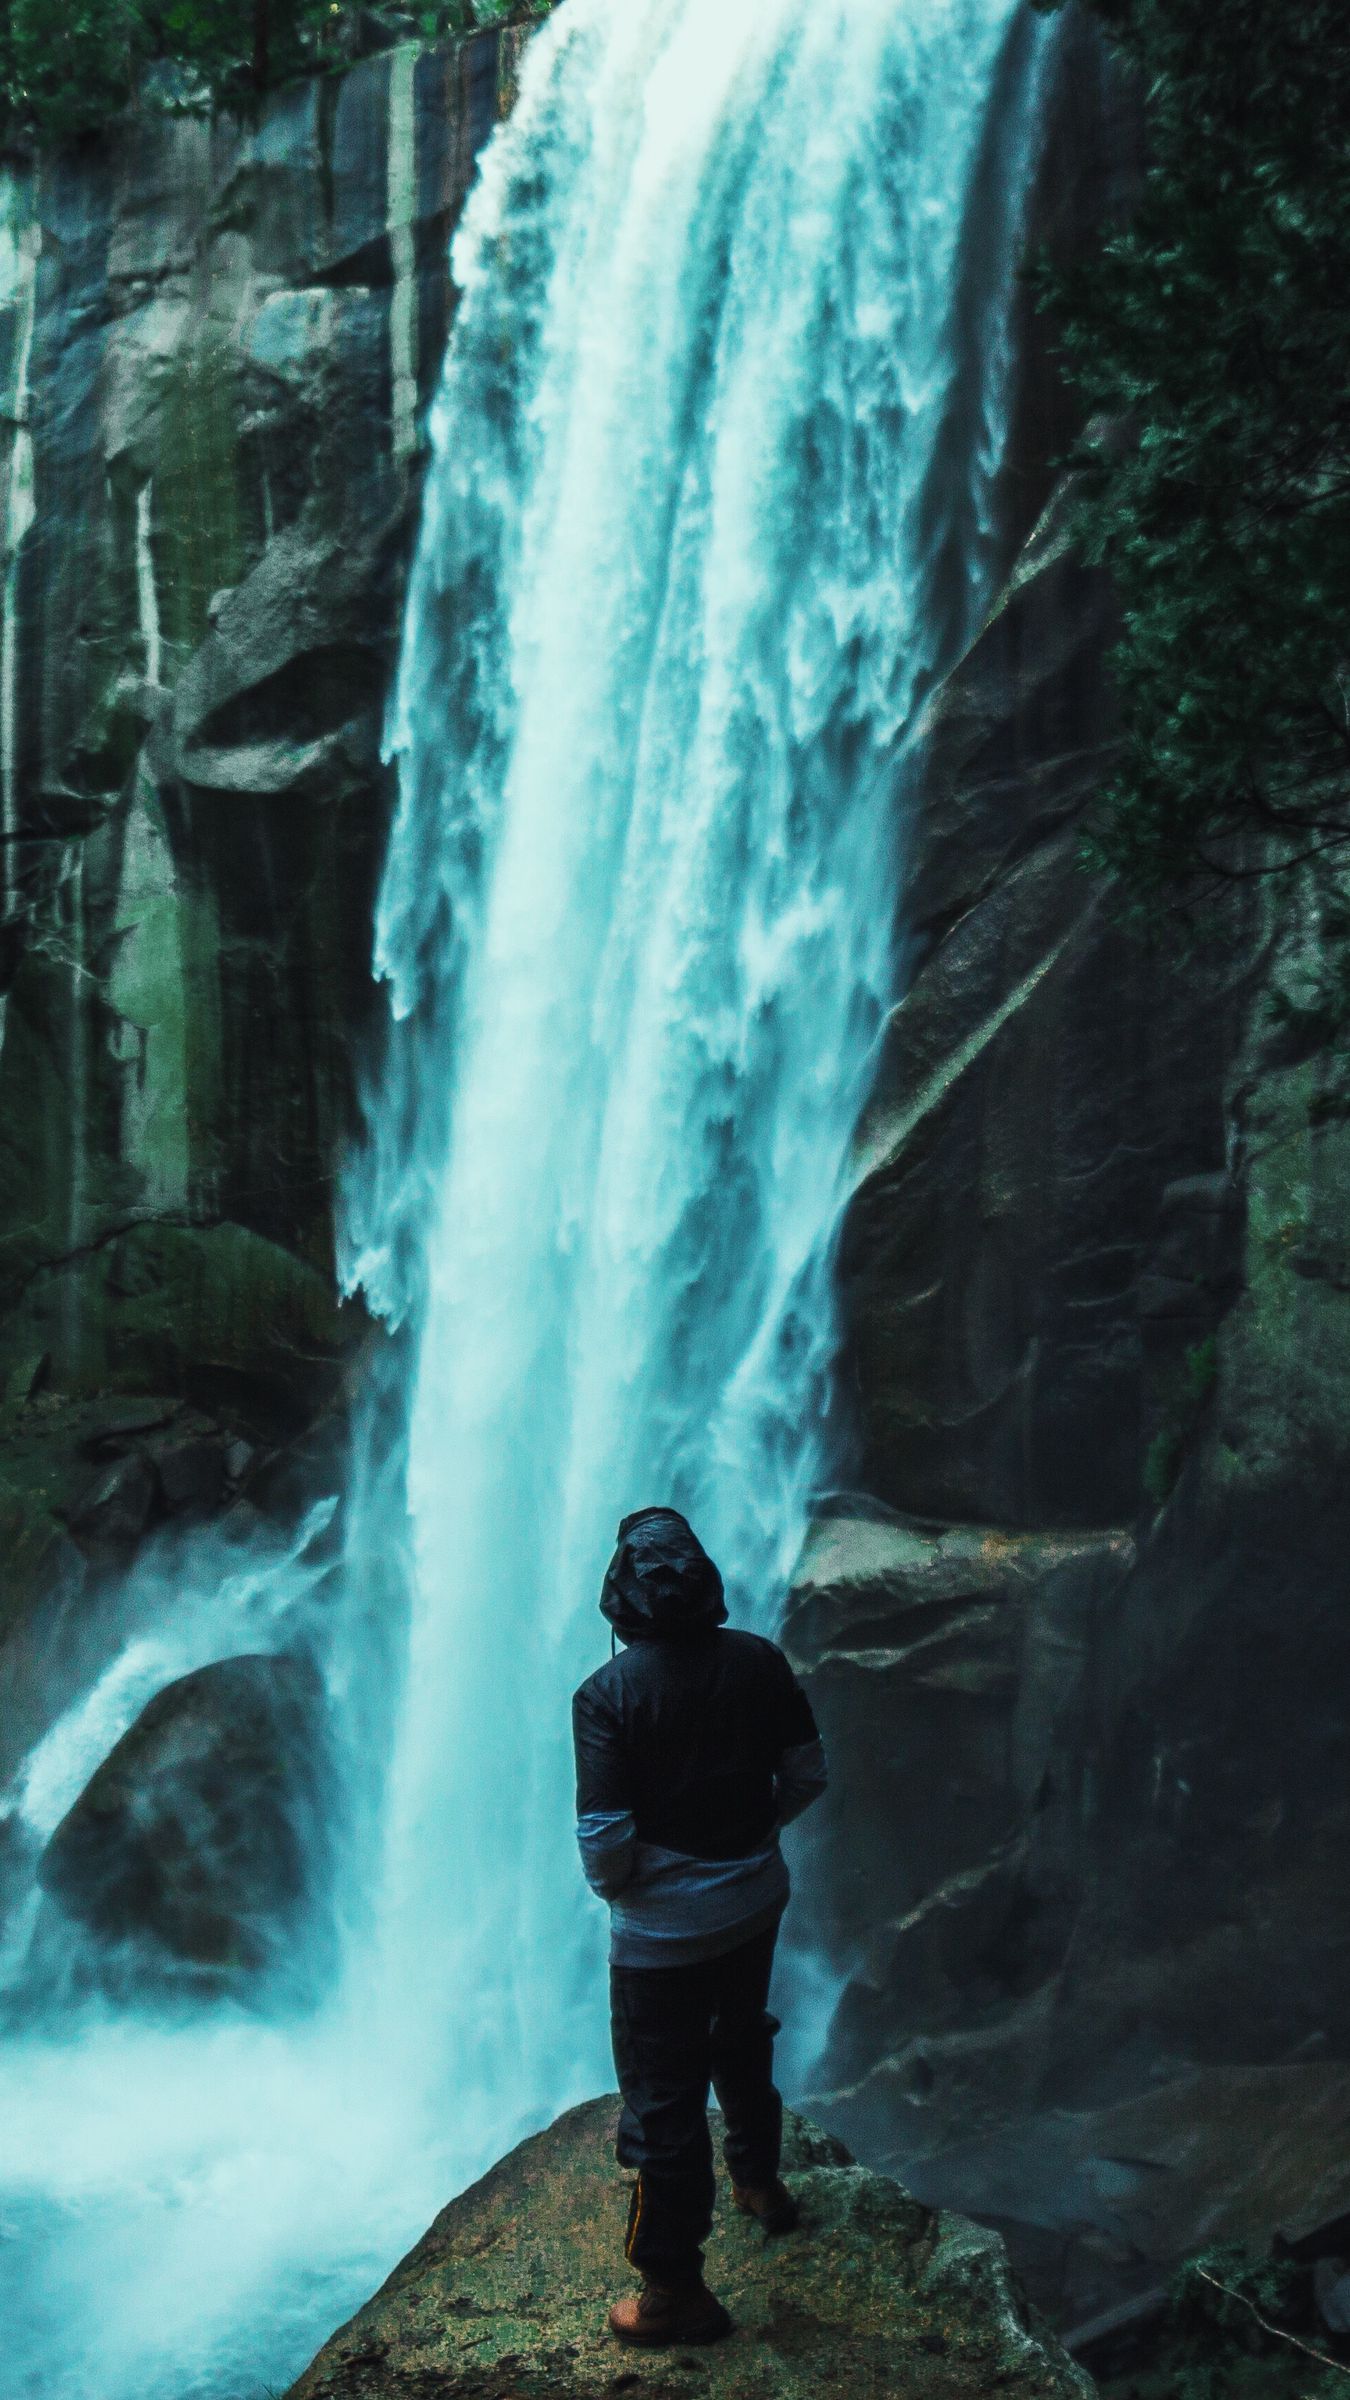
[1032,0,1350,907]
[0,0,551,143]
[3,0,144,138]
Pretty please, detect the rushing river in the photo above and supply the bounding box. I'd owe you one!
[0,2,1046,2393]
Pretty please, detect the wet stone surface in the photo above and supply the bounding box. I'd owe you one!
[286,2099,1091,2400]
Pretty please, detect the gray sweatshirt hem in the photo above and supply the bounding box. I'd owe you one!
[609,1890,787,1970]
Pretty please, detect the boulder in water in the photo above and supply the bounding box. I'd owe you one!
[286,2097,1091,2399]
[38,1650,331,1986]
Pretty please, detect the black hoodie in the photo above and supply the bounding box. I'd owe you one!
[599,1507,727,1643]
[573,1508,823,1870]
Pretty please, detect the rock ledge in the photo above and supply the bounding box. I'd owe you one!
[287,2097,1091,2399]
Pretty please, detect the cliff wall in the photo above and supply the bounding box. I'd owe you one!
[788,13,1350,2330]
[0,25,526,1775]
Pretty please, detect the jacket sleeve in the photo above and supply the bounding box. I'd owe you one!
[572,1677,636,1899]
[773,1662,828,1829]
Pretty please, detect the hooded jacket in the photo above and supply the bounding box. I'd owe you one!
[599,1506,727,1643]
[573,1508,828,1965]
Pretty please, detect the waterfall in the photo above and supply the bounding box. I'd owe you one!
[344,0,1048,2147]
[0,3,1047,2394]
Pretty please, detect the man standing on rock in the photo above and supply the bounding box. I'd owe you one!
[572,1506,829,2347]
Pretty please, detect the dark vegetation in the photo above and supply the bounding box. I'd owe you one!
[1094,2243,1350,2400]
[1141,1331,1215,1506]
[0,0,553,144]
[1032,0,1350,908]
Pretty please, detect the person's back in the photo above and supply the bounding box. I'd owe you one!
[582,1629,808,1853]
[572,1507,828,2347]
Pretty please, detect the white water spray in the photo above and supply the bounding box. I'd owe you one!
[346,0,1048,2149]
[0,3,1047,2393]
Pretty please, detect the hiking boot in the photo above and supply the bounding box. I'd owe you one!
[731,2177,799,2235]
[608,2277,732,2346]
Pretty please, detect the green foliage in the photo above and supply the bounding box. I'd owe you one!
[1183,1333,1216,1404]
[154,0,335,92]
[1143,1335,1217,1504]
[1102,2242,1346,2400]
[1171,2241,1299,2327]
[1141,1425,1177,1507]
[1267,893,1350,1059]
[1160,2244,1341,2399]
[3,0,143,138]
[1031,0,1350,907]
[0,0,553,144]
[415,0,550,31]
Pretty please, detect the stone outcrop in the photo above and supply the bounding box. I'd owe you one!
[285,2098,1092,2400]
[0,23,526,1773]
[37,1648,332,1993]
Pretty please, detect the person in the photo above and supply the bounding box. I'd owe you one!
[572,1505,829,2348]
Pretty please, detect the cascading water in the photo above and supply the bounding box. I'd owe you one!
[345,0,1050,2155]
[0,4,1047,2395]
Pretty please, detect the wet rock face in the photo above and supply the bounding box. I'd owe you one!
[840,476,1251,1535]
[0,26,525,1735]
[790,1488,1350,2322]
[38,1649,331,1990]
[285,2098,1092,2400]
[785,1511,1135,2057]
[795,14,1350,2330]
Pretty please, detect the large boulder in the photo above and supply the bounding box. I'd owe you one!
[785,1507,1133,2094]
[37,1649,332,1992]
[285,2097,1092,2400]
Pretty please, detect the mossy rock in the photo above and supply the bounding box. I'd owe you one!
[287,2098,1091,2400]
[0,1470,85,1654]
[37,1649,334,1996]
[0,1221,359,1438]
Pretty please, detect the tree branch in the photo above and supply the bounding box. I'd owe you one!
[1193,2265,1350,2378]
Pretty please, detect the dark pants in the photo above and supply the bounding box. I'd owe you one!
[610,1921,783,2288]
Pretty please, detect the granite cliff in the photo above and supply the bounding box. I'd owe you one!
[786,14,1350,2334]
[0,23,528,1793]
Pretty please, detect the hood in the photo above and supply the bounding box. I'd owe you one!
[599,1507,727,1642]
